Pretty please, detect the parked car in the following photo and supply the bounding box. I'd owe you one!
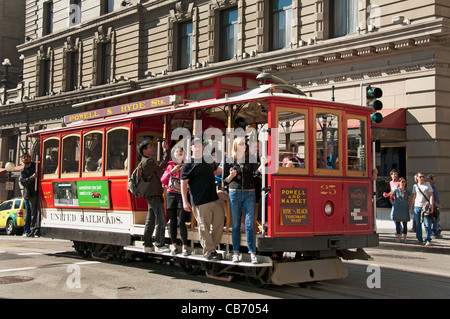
[0,197,26,235]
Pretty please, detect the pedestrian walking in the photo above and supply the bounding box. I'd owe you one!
[427,174,443,238]
[384,169,400,232]
[411,172,434,246]
[390,177,411,243]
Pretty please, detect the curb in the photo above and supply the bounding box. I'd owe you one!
[376,231,450,255]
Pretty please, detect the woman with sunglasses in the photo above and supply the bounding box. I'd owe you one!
[223,136,260,264]
[390,177,411,243]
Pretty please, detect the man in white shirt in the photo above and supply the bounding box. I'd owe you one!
[411,172,434,246]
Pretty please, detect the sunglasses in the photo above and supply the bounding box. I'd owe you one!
[418,176,424,178]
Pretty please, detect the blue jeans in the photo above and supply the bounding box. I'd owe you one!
[229,190,256,254]
[413,206,432,243]
[432,214,441,236]
[24,199,31,234]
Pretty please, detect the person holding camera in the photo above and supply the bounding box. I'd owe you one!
[223,136,260,264]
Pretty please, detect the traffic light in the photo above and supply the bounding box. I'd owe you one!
[366,86,383,123]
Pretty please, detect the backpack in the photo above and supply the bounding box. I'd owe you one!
[128,161,151,198]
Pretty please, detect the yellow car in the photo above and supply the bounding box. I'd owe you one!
[0,197,26,235]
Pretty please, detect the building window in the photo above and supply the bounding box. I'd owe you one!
[102,0,114,14]
[178,21,193,70]
[100,42,111,84]
[270,0,292,51]
[40,59,51,96]
[43,1,53,35]
[330,0,358,38]
[220,8,238,61]
[68,51,79,91]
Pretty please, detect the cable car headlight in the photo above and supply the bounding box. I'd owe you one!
[324,201,334,217]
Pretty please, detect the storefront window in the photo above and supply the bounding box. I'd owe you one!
[61,135,80,175]
[277,110,307,170]
[42,138,59,176]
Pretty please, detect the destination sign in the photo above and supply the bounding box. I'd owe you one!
[64,95,180,124]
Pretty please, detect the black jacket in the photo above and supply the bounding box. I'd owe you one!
[20,162,37,199]
[223,159,259,190]
[141,149,170,197]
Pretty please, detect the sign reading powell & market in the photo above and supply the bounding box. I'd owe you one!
[64,95,178,124]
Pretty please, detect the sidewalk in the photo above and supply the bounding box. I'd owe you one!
[376,228,450,255]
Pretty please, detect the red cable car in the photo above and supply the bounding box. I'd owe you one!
[31,71,378,286]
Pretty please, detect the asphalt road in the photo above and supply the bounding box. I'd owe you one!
[1,233,449,301]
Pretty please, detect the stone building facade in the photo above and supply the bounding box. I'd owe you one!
[1,0,449,227]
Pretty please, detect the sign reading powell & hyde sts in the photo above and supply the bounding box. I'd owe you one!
[64,95,178,124]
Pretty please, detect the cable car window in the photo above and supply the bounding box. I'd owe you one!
[316,113,339,170]
[42,138,59,176]
[347,117,366,173]
[106,128,129,175]
[83,131,103,174]
[61,135,80,175]
[278,111,306,169]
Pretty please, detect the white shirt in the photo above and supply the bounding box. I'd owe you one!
[412,182,433,207]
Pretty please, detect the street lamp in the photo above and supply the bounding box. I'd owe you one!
[5,161,16,199]
[2,58,11,105]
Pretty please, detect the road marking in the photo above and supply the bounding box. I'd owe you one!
[0,260,101,274]
[0,267,37,273]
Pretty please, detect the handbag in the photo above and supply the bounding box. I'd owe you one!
[416,184,434,220]
[168,175,181,193]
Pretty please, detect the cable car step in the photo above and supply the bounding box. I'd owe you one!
[124,242,273,268]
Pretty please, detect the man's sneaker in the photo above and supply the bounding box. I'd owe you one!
[182,249,190,256]
[155,245,170,253]
[207,251,222,261]
[144,246,154,253]
[251,254,259,264]
[170,247,178,255]
[232,254,240,263]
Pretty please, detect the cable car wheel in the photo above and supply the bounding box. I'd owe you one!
[244,266,270,288]
[110,245,131,263]
[179,259,202,275]
[73,241,91,259]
